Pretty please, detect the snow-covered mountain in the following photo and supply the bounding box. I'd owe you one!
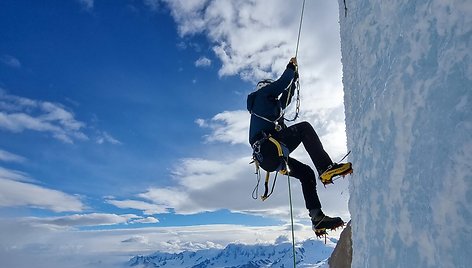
[128,238,336,268]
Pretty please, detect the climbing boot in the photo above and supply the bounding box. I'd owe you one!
[311,213,344,237]
[319,162,352,185]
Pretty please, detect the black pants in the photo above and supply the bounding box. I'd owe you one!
[273,121,333,210]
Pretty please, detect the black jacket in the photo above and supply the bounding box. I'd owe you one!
[247,66,297,145]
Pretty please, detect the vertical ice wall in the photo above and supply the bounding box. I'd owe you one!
[338,0,471,267]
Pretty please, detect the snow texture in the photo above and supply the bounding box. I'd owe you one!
[128,238,336,268]
[338,0,471,267]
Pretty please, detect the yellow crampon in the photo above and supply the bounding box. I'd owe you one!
[319,162,353,185]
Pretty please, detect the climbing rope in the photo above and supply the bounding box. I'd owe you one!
[284,0,305,123]
[287,169,297,268]
[287,1,306,266]
[295,0,306,58]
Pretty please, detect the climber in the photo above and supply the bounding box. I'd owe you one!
[247,57,352,236]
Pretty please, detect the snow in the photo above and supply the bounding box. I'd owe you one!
[128,238,336,268]
[338,0,472,267]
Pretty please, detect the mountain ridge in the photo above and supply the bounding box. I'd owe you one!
[128,237,337,268]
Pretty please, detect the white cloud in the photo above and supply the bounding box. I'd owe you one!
[0,91,88,143]
[131,217,159,224]
[138,187,189,212]
[28,213,142,227]
[96,131,121,145]
[161,0,300,81]
[195,56,212,67]
[130,148,351,221]
[0,91,120,145]
[196,110,249,145]
[0,165,84,212]
[0,178,84,212]
[0,149,26,163]
[0,217,336,268]
[106,198,168,215]
[1,55,21,68]
[0,166,30,181]
[117,157,311,218]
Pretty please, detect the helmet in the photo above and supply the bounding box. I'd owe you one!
[256,79,273,90]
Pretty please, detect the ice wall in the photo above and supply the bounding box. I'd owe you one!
[338,0,472,267]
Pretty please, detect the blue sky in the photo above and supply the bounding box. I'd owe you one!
[0,0,350,264]
[1,0,251,222]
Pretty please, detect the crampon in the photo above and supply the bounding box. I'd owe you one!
[320,151,353,186]
[320,162,353,186]
[314,221,345,243]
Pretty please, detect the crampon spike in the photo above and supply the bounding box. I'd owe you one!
[314,222,346,244]
[324,168,354,187]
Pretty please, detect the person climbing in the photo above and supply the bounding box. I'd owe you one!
[247,57,352,236]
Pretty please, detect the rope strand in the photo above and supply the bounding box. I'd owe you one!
[287,171,297,267]
[289,1,306,266]
[295,0,306,58]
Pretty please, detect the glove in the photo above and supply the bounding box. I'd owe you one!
[286,57,298,71]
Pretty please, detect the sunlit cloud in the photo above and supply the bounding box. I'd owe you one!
[131,217,159,224]
[196,110,249,145]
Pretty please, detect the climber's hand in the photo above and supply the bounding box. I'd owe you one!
[287,57,298,71]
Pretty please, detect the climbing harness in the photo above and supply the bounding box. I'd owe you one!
[251,133,289,200]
